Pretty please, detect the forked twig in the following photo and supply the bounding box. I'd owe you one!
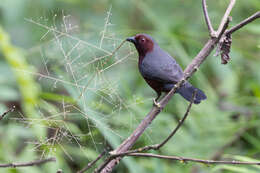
[152,90,197,149]
[216,0,236,36]
[202,0,216,37]
[226,11,260,35]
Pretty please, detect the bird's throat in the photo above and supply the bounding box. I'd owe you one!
[138,55,145,66]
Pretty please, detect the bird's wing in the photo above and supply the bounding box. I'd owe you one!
[140,50,184,83]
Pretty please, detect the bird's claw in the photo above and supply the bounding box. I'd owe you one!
[153,98,161,108]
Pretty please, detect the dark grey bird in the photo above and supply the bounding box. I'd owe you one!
[126,33,207,105]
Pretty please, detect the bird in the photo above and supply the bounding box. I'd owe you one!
[126,33,206,107]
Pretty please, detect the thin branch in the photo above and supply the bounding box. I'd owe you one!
[216,0,236,36]
[0,157,56,168]
[202,0,216,37]
[126,153,260,166]
[156,90,196,148]
[226,11,260,35]
[109,40,126,57]
[218,16,232,39]
[0,106,15,121]
[94,157,114,173]
[77,150,106,173]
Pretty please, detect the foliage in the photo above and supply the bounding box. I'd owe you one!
[0,0,259,173]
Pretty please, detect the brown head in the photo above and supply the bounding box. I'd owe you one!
[126,34,155,57]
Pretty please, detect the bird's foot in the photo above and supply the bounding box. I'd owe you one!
[153,98,161,108]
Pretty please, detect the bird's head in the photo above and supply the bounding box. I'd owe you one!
[126,34,155,56]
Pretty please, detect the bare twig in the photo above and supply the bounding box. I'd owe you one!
[215,11,260,64]
[125,153,260,165]
[216,0,236,36]
[226,11,260,35]
[202,0,216,37]
[94,157,114,173]
[218,16,232,40]
[0,106,15,121]
[77,150,106,173]
[0,157,56,168]
[157,90,196,148]
[109,40,126,57]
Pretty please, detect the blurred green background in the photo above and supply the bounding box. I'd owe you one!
[0,0,260,173]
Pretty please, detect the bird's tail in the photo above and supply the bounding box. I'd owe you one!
[176,82,207,104]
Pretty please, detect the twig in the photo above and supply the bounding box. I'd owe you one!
[202,0,216,37]
[155,90,196,148]
[0,157,56,168]
[125,153,260,165]
[77,150,106,173]
[226,11,260,35]
[94,157,114,173]
[109,40,126,58]
[218,16,232,40]
[0,106,15,121]
[216,0,236,36]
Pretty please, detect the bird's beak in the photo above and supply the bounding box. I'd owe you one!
[126,36,136,44]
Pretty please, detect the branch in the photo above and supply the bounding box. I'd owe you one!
[153,90,197,149]
[216,0,236,36]
[0,157,56,168]
[202,0,216,37]
[215,11,259,64]
[125,153,260,166]
[0,106,15,121]
[226,11,260,35]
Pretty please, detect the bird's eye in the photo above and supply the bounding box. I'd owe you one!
[140,38,145,43]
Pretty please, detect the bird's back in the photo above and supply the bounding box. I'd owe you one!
[139,45,184,84]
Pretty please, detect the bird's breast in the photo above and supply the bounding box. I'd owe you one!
[143,77,164,93]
